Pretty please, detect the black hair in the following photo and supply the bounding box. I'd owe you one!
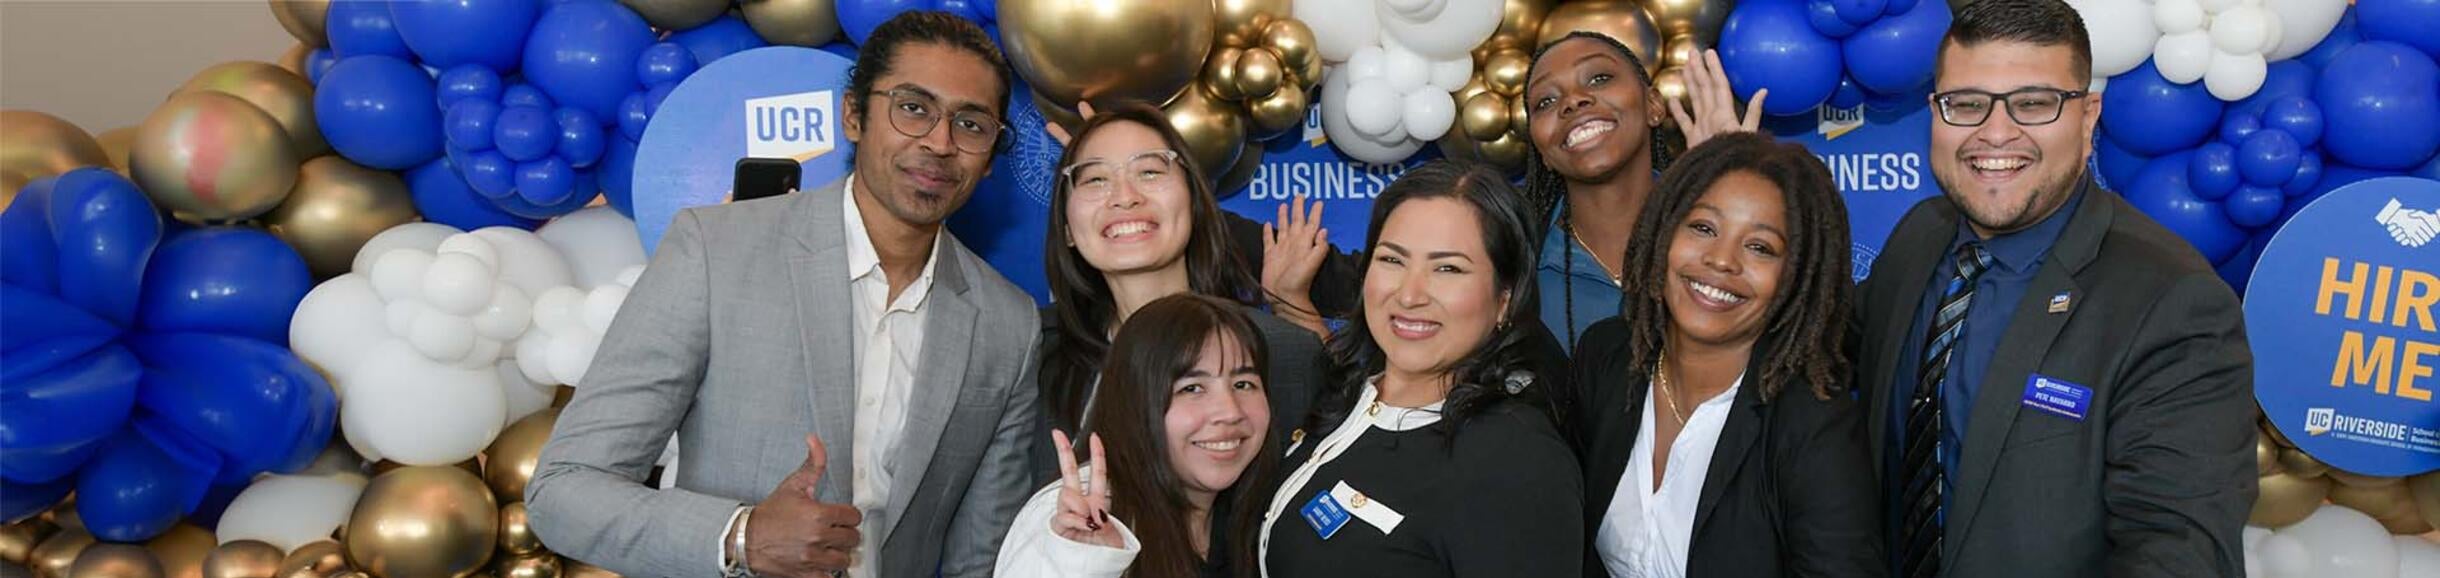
[1520,30,1674,350]
[1617,132,1852,400]
[1092,294,1280,578]
[844,11,1015,144]
[1939,0,2095,86]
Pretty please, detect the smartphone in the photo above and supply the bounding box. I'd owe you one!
[732,157,802,202]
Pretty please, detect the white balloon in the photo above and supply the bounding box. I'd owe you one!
[408,313,477,362]
[2395,535,2440,577]
[535,207,646,290]
[582,285,629,333]
[2155,31,2216,84]
[459,337,504,368]
[1347,45,1389,82]
[471,227,576,296]
[515,335,558,385]
[2244,525,2274,551]
[613,265,645,288]
[1344,78,1406,139]
[2155,0,2207,35]
[1293,0,1380,63]
[421,253,497,316]
[1382,0,1444,21]
[495,360,553,426]
[351,222,459,276]
[2088,75,2110,94]
[2279,505,2400,578]
[1379,0,1503,60]
[1429,56,1474,92]
[2212,6,2273,55]
[298,444,363,478]
[434,234,501,273]
[369,250,435,302]
[533,286,589,334]
[213,474,367,551]
[2206,50,2268,101]
[2263,0,2348,61]
[290,274,390,381]
[1383,42,1433,94]
[547,337,591,385]
[384,299,427,341]
[2257,16,2284,56]
[341,341,507,465]
[472,285,533,341]
[2196,0,2243,14]
[1320,70,1425,164]
[2067,0,2164,77]
[2261,533,2312,578]
[1402,90,1457,141]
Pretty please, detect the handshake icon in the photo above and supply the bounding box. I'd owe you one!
[2377,199,2439,248]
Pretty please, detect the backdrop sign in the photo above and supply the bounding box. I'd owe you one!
[1767,104,1940,283]
[632,47,857,252]
[2248,177,2440,477]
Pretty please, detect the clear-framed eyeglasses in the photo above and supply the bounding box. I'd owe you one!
[1060,150,1185,201]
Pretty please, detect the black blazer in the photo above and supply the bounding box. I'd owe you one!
[1570,320,1885,577]
[1854,182,2255,577]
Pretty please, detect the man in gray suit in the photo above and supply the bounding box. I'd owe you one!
[527,12,1039,578]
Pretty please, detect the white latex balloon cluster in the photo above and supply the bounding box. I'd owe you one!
[2243,504,2438,578]
[2067,0,2347,99]
[515,265,644,387]
[1300,0,1499,164]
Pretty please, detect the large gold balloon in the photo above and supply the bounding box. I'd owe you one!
[1213,0,1289,47]
[277,542,348,578]
[268,1,330,48]
[344,467,499,578]
[1490,0,1560,51]
[2278,447,2333,479]
[201,541,282,578]
[31,528,95,578]
[1161,86,1247,188]
[278,45,313,79]
[1263,20,1321,90]
[1460,92,1511,141]
[1246,87,1308,140]
[486,410,560,501]
[97,127,138,175]
[1508,94,1530,138]
[1235,49,1286,101]
[1653,65,1690,106]
[2252,472,2333,527]
[145,524,216,578]
[1001,0,1214,111]
[129,91,302,224]
[1205,48,1248,102]
[2264,419,2297,448]
[2,110,111,180]
[496,504,538,557]
[265,156,419,278]
[5,170,32,211]
[558,561,617,578]
[617,0,727,30]
[1640,0,1734,49]
[2332,478,2415,520]
[178,61,328,159]
[490,555,558,578]
[1484,49,1532,98]
[1478,131,1530,169]
[71,543,164,578]
[2256,430,2283,476]
[2411,471,2440,534]
[4,517,60,565]
[2328,469,2400,489]
[738,0,840,47]
[1537,1,1664,76]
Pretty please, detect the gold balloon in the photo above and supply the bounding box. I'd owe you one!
[144,524,216,578]
[2413,471,2440,534]
[1205,48,1248,102]
[276,542,348,578]
[490,555,558,578]
[1235,49,1286,101]
[71,543,164,578]
[1478,131,1530,170]
[2332,478,2417,521]
[1484,49,1532,98]
[1537,1,1665,76]
[1653,66,1689,107]
[278,45,312,79]
[268,1,330,48]
[1460,92,1511,141]
[2264,419,2297,448]
[2329,469,2402,489]
[265,156,418,278]
[1263,20,1321,91]
[129,91,301,224]
[1213,0,1289,47]
[2257,433,2283,476]
[738,0,840,47]
[496,504,539,557]
[1160,86,1248,189]
[2252,472,2333,527]
[201,541,282,578]
[96,127,137,175]
[1001,0,1214,111]
[1640,0,1734,49]
[1246,87,1308,140]
[2,110,111,180]
[1508,94,1530,138]
[4,518,61,565]
[344,466,499,578]
[5,170,31,211]
[559,561,617,578]
[617,0,727,30]
[2379,501,2434,535]
[31,528,95,578]
[2278,447,2333,479]
[178,61,328,159]
[46,500,82,532]
[1490,0,1560,51]
[1662,32,1700,69]
[486,409,560,501]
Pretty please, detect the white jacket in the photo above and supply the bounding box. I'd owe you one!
[994,482,1141,577]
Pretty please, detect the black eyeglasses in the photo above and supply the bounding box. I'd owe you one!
[1932,87,2090,127]
[877,88,1007,154]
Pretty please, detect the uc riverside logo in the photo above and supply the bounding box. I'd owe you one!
[747,90,836,162]
[2305,407,2335,435]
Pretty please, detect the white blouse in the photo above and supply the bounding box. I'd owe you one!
[1594,374,1744,578]
[994,474,1142,578]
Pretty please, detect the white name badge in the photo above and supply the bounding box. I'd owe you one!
[1330,481,1405,535]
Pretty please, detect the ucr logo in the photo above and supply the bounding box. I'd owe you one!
[2305,407,2336,436]
[746,90,836,162]
[1818,105,1865,140]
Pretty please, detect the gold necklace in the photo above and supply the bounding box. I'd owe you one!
[1653,351,1687,427]
[1568,224,1624,285]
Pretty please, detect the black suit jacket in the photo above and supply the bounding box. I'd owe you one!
[1855,182,2256,577]
[1571,320,1885,578]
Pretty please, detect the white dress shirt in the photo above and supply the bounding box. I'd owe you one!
[839,174,938,578]
[1595,373,1743,578]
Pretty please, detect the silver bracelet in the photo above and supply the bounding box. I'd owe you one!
[727,507,756,577]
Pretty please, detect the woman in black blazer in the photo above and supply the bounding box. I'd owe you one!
[1570,133,1883,577]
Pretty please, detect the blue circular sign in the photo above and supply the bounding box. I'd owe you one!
[2248,176,2440,476]
[632,46,857,252]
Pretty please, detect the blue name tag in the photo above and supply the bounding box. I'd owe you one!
[1301,487,1351,540]
[2021,374,2092,422]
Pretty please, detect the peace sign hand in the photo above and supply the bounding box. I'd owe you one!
[1049,429,1123,549]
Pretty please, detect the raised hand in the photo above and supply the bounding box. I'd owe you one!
[1262,195,1332,338]
[1668,48,1768,150]
[743,435,865,578]
[1045,101,1101,146]
[1049,429,1122,549]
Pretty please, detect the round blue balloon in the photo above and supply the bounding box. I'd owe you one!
[316,56,446,170]
[841,0,937,46]
[2317,42,2440,170]
[2214,232,2269,293]
[0,285,120,372]
[493,175,595,220]
[135,229,312,344]
[2301,12,2363,70]
[2237,130,2304,187]
[617,91,651,141]
[493,105,558,162]
[2094,132,2152,191]
[598,136,639,218]
[502,83,554,110]
[819,41,860,61]
[1883,0,1919,15]
[1842,0,1949,96]
[2218,112,2262,145]
[391,0,540,71]
[2259,97,2323,148]
[2284,151,2324,197]
[2,475,74,522]
[2226,185,2285,228]
[445,100,502,151]
[643,82,677,116]
[2,178,62,293]
[666,15,769,67]
[1807,0,1862,38]
[126,332,334,483]
[75,423,221,542]
[938,0,990,23]
[2125,152,2246,262]
[0,342,140,482]
[2101,60,2224,156]
[515,157,577,205]
[556,108,607,167]
[2189,142,2242,201]
[436,65,505,110]
[305,50,338,85]
[2233,60,2316,117]
[523,0,656,121]
[406,158,542,230]
[1833,0,1886,25]
[1827,76,1869,109]
[325,0,411,60]
[1721,0,1845,116]
[2357,0,2440,61]
[460,148,519,198]
[47,169,163,328]
[636,43,699,87]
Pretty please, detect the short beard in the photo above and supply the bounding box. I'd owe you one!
[1938,166,2083,237]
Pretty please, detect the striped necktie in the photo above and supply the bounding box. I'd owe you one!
[1899,243,1992,578]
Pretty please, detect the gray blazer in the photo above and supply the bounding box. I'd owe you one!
[526,181,1043,578]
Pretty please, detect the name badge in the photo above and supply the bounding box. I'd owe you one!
[1301,486,1352,540]
[2021,374,2092,422]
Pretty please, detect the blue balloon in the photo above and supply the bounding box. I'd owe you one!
[2357,0,2440,61]
[2101,60,2224,156]
[136,229,312,344]
[461,149,519,198]
[47,169,163,328]
[666,15,768,67]
[492,177,595,219]
[841,0,937,45]
[406,158,542,230]
[556,108,607,168]
[636,43,698,87]
[184,481,251,530]
[2125,152,2246,263]
[643,82,676,117]
[1721,0,1845,116]
[617,91,650,141]
[2301,12,2363,70]
[127,332,335,483]
[2219,112,2262,145]
[1884,0,1919,15]
[2317,42,2440,170]
[1807,0,1862,38]
[502,83,554,110]
[2,475,73,522]
[391,0,541,71]
[1833,0,1886,25]
[2260,97,2324,148]
[524,0,656,121]
[2285,151,2325,197]
[819,41,860,61]
[2233,60,2316,117]
[2420,151,2440,180]
[2237,130,2304,188]
[445,100,501,151]
[316,56,446,170]
[599,136,639,218]
[76,423,221,542]
[2226,185,2286,228]
[2189,142,2241,200]
[437,65,505,110]
[0,343,139,482]
[0,285,119,369]
[306,49,338,85]
[938,0,990,23]
[2094,133,2152,191]
[325,0,411,59]
[493,105,558,162]
[2,176,61,293]
[515,157,577,205]
[1842,0,1949,96]
[1827,76,1869,109]
[2214,232,2270,294]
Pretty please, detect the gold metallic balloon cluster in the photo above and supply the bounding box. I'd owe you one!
[2252,419,2440,534]
[0,110,113,209]
[1437,1,1730,173]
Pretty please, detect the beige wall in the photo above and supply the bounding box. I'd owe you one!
[2,1,296,135]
